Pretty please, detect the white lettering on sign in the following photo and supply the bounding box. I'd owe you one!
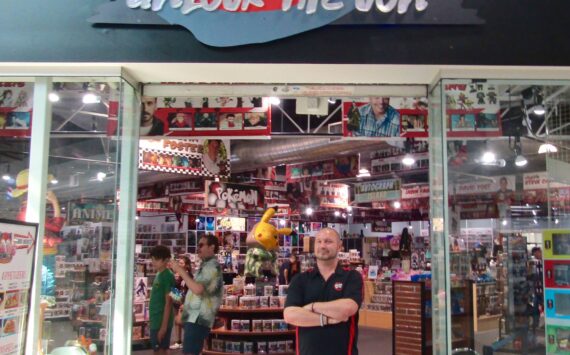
[357,179,399,193]
[213,187,258,205]
[127,0,427,14]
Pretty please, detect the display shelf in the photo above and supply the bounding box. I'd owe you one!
[211,330,295,336]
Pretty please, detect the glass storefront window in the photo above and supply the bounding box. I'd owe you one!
[0,76,137,355]
[433,79,570,354]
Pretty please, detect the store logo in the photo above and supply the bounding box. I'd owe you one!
[334,282,343,291]
[89,0,483,47]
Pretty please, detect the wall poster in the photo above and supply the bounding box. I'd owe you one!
[0,219,38,355]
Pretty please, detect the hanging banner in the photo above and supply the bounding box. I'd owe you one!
[454,175,515,196]
[286,155,359,181]
[68,202,114,224]
[205,181,263,210]
[401,184,430,199]
[0,82,34,138]
[342,97,428,138]
[316,182,349,209]
[139,138,230,178]
[444,81,502,137]
[139,96,270,137]
[355,179,401,203]
[0,219,38,355]
[523,172,570,190]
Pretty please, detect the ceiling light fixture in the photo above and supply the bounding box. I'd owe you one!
[328,98,336,104]
[279,219,286,226]
[480,151,496,165]
[532,104,546,115]
[515,154,528,167]
[347,206,353,212]
[96,171,107,181]
[334,211,340,217]
[50,178,59,185]
[305,207,313,216]
[48,92,60,102]
[82,93,101,104]
[269,97,281,105]
[356,168,370,178]
[538,143,558,154]
[502,219,508,226]
[402,138,416,167]
[393,201,401,209]
[402,154,416,167]
[1,174,10,181]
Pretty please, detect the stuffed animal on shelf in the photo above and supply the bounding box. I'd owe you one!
[245,208,292,278]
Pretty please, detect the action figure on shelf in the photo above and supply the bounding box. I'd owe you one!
[245,207,292,278]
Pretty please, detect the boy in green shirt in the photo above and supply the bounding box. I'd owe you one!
[149,245,176,354]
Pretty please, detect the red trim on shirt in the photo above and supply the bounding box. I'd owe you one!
[296,326,300,355]
[347,316,356,355]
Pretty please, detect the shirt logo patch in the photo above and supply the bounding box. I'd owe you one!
[334,282,343,291]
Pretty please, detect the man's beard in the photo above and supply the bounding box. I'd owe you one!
[316,250,337,261]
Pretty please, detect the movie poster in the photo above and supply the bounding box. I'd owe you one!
[0,220,38,355]
[0,83,34,138]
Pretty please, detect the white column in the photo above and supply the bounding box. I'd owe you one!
[111,81,140,354]
[24,77,52,355]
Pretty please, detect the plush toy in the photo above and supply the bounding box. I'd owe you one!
[245,208,292,278]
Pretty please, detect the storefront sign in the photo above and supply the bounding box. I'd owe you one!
[0,220,38,355]
[68,202,114,224]
[0,82,34,138]
[205,181,263,210]
[316,182,349,208]
[355,178,401,203]
[139,138,230,178]
[90,1,483,47]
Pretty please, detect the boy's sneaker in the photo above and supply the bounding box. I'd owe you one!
[170,343,182,349]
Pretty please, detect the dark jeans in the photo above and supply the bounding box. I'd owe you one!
[183,322,210,354]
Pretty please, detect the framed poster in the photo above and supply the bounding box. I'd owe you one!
[0,219,38,355]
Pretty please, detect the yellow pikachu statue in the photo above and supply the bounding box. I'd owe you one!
[245,208,292,277]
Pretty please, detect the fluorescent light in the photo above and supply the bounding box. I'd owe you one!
[532,104,546,115]
[515,155,528,167]
[538,143,558,154]
[533,219,538,225]
[393,201,401,209]
[1,174,10,181]
[305,207,313,216]
[334,211,340,217]
[269,97,281,105]
[96,172,107,181]
[50,178,59,185]
[402,154,416,167]
[82,93,101,104]
[48,92,60,102]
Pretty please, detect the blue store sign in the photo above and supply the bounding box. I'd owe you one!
[89,0,483,47]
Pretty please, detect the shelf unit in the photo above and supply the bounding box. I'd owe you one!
[207,306,295,354]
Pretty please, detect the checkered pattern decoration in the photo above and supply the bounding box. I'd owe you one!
[138,147,230,178]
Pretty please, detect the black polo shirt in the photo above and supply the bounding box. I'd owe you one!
[285,265,363,355]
